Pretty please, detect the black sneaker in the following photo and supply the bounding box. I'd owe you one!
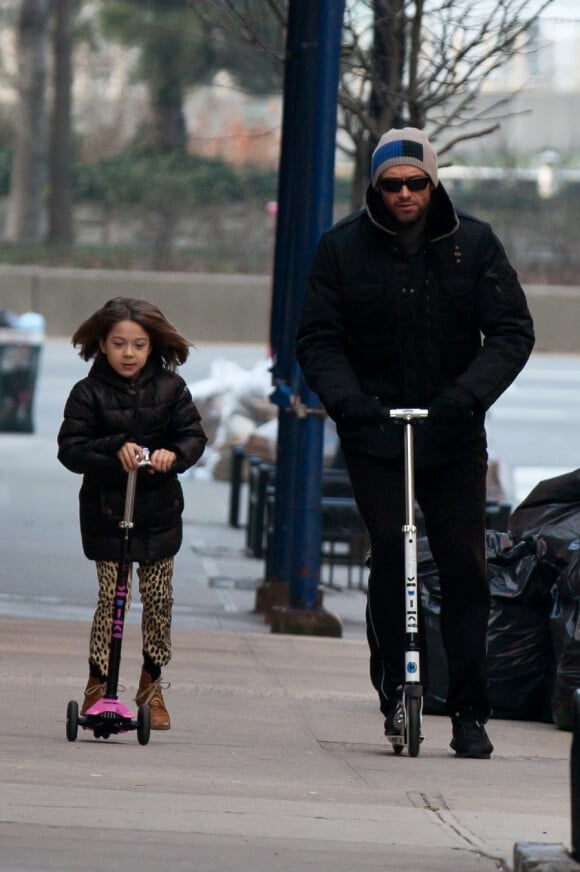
[384,697,405,739]
[450,714,494,758]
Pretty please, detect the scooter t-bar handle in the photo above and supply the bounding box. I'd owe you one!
[121,447,152,528]
[389,408,429,421]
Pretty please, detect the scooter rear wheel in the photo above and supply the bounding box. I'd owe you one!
[66,700,79,742]
[137,704,151,746]
[407,696,421,758]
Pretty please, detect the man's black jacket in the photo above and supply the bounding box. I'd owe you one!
[296,181,535,467]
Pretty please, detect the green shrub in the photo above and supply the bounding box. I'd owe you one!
[74,148,278,206]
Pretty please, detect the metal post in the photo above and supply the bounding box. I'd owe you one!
[291,0,345,608]
[267,0,345,612]
[266,0,318,591]
[228,445,245,528]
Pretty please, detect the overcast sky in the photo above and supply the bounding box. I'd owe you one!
[541,0,579,20]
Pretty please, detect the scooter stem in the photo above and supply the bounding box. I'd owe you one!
[121,448,151,529]
[403,422,416,530]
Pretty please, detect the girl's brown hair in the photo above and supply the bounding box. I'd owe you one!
[72,297,191,370]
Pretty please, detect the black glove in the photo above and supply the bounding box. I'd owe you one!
[337,395,389,426]
[428,391,475,431]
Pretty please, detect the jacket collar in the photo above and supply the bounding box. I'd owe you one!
[88,354,159,388]
[365,180,459,243]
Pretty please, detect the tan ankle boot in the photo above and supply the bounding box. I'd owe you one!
[81,675,106,715]
[135,669,171,730]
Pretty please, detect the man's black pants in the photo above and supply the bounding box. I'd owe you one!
[344,448,491,721]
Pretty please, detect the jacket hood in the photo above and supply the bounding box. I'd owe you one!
[365,179,459,243]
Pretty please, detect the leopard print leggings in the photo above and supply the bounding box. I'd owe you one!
[89,558,174,678]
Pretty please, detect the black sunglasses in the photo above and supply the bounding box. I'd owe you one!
[378,176,431,193]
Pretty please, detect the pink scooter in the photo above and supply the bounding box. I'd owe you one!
[66,450,152,745]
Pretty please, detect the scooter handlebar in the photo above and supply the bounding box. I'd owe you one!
[134,446,181,474]
[138,446,152,467]
[389,408,429,421]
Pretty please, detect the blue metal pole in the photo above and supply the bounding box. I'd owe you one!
[267,0,319,587]
[269,1,318,381]
[267,0,345,608]
[291,0,345,607]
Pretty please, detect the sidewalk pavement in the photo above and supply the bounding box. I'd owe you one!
[0,476,577,872]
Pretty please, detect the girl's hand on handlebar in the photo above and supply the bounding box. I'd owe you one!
[149,449,177,474]
[117,441,145,473]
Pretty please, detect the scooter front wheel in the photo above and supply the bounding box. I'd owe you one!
[137,704,151,746]
[66,700,79,742]
[406,696,421,758]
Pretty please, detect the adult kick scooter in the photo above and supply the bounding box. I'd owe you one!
[387,409,428,758]
[66,449,152,745]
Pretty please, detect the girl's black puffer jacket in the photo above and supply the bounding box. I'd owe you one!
[58,355,207,563]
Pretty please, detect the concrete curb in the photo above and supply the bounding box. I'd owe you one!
[514,842,579,871]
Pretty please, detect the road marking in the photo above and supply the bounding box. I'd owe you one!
[201,557,238,612]
[202,557,219,578]
[215,589,239,613]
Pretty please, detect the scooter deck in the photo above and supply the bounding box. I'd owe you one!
[80,697,137,736]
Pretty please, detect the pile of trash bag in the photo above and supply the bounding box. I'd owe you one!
[188,358,339,479]
[188,357,278,479]
[421,468,580,728]
[420,531,554,722]
[509,470,580,730]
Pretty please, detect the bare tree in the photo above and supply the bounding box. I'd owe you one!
[101,0,218,154]
[340,0,553,204]
[4,0,52,243]
[347,0,407,208]
[200,0,553,207]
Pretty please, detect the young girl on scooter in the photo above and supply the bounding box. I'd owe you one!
[58,297,207,729]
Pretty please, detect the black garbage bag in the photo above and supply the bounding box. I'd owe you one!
[549,587,580,730]
[509,469,580,591]
[552,546,580,613]
[550,588,578,661]
[418,538,447,715]
[509,470,580,729]
[420,533,554,721]
[549,594,579,730]
[487,534,554,722]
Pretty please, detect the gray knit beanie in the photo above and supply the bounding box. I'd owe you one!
[371,127,438,189]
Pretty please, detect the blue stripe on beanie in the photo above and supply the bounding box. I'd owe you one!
[371,127,438,187]
[372,139,424,177]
